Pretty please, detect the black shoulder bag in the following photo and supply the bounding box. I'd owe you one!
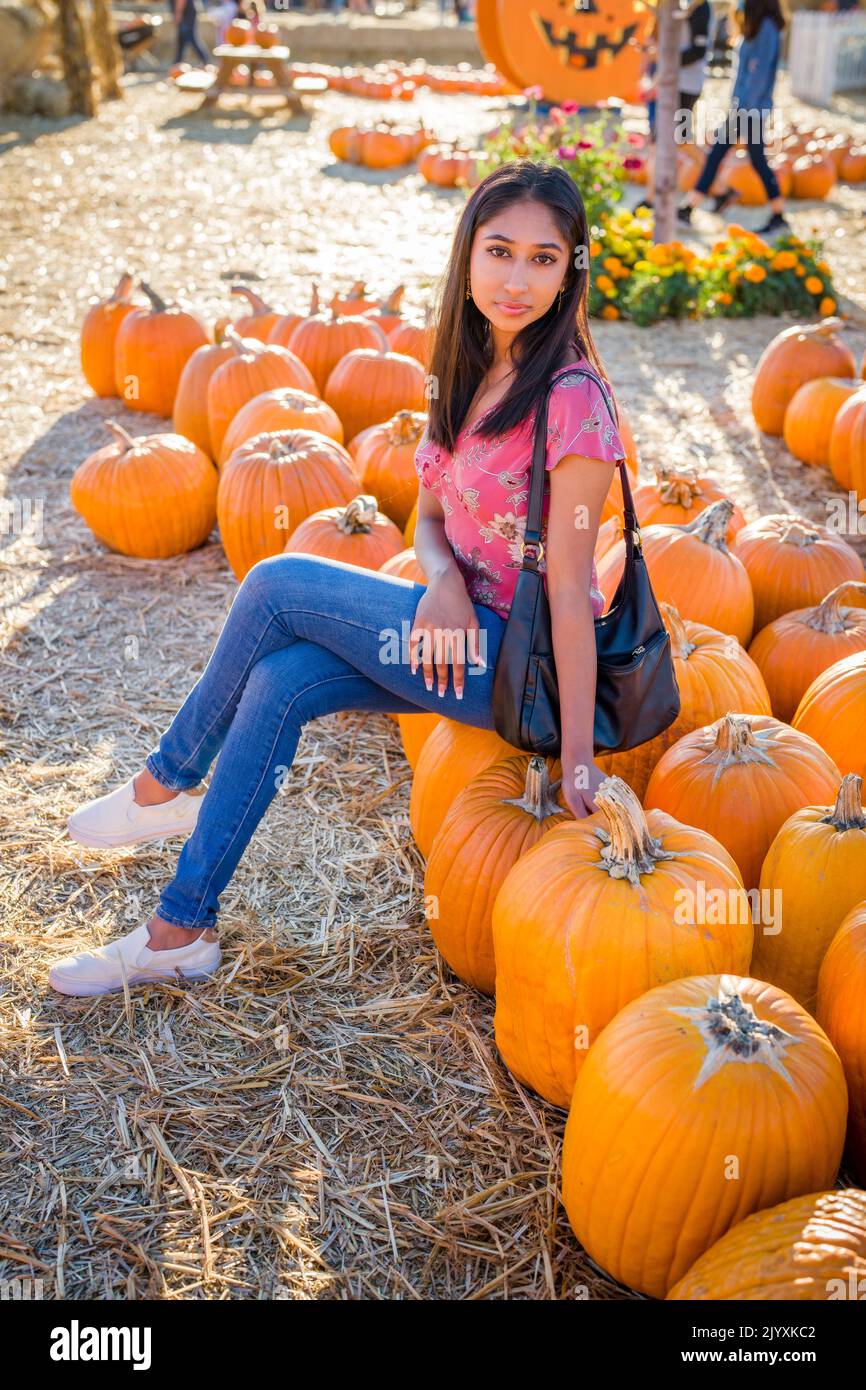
[491,366,681,758]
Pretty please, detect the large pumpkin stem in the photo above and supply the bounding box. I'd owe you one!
[804,581,866,632]
[656,471,703,509]
[388,410,426,447]
[139,281,168,314]
[671,983,794,1088]
[309,283,320,317]
[712,715,776,772]
[661,603,696,660]
[381,284,405,314]
[821,773,866,831]
[813,316,844,336]
[231,286,273,314]
[682,498,734,551]
[224,324,268,357]
[336,494,378,534]
[780,519,819,548]
[106,419,137,452]
[500,755,563,820]
[109,273,135,304]
[593,776,675,885]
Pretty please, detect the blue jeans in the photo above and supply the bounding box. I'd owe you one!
[695,111,780,201]
[145,554,507,931]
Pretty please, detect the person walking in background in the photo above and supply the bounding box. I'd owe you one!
[171,0,210,67]
[678,0,789,236]
[677,0,712,138]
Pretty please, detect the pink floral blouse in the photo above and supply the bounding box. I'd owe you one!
[413,361,625,619]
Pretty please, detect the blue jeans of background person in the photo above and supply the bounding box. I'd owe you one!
[145,554,507,931]
[694,110,780,200]
[173,2,209,66]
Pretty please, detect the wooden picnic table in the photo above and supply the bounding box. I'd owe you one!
[195,45,328,113]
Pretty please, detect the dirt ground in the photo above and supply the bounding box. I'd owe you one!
[0,71,865,1301]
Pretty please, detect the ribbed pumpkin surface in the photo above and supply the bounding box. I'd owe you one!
[748,582,866,724]
[218,388,343,466]
[283,495,404,571]
[173,340,234,458]
[409,720,521,857]
[323,349,427,443]
[817,902,866,1185]
[734,514,866,633]
[793,650,866,780]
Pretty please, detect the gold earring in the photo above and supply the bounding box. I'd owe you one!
[558,285,565,312]
[465,275,472,300]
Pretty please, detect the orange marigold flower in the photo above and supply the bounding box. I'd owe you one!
[744,263,767,283]
[595,274,616,293]
[805,276,824,294]
[601,304,620,320]
[816,260,831,275]
[771,251,797,271]
[590,242,602,258]
[819,297,837,316]
[717,291,733,306]
[795,264,807,277]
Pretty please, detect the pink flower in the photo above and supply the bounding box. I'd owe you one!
[577,139,593,150]
[549,109,566,126]
[523,85,544,101]
[626,132,645,148]
[558,144,577,160]
[560,99,579,114]
[623,156,643,170]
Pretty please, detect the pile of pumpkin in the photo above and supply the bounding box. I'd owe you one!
[328,120,480,188]
[325,60,509,101]
[628,119,866,205]
[76,282,866,1296]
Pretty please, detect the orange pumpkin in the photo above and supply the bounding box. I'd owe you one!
[80,272,140,397]
[379,546,426,584]
[734,514,866,632]
[492,0,652,106]
[172,334,234,459]
[599,604,772,800]
[644,713,841,889]
[790,153,836,200]
[755,773,866,1012]
[218,387,343,468]
[475,0,524,89]
[747,582,866,722]
[817,902,866,1185]
[230,286,283,342]
[563,974,846,1299]
[793,649,866,779]
[207,327,317,462]
[783,376,863,469]
[493,778,750,1109]
[397,711,441,770]
[387,319,435,370]
[598,499,755,646]
[283,493,404,571]
[751,318,856,436]
[70,421,217,559]
[402,500,418,548]
[840,146,866,183]
[409,720,522,857]
[217,429,360,580]
[355,410,425,530]
[281,306,388,394]
[363,285,406,339]
[829,383,866,491]
[329,280,378,317]
[425,755,569,995]
[323,348,427,444]
[113,282,209,418]
[265,284,320,352]
[632,470,746,543]
[225,18,251,45]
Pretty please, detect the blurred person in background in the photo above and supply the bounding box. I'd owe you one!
[170,0,210,66]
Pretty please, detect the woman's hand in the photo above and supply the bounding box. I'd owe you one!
[559,752,608,820]
[409,568,484,701]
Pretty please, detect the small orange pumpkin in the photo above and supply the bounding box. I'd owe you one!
[817,902,866,1185]
[409,720,522,857]
[751,318,856,436]
[207,327,318,462]
[323,348,428,444]
[747,581,866,722]
[172,332,235,459]
[356,410,426,530]
[283,493,404,571]
[828,383,866,490]
[280,303,388,394]
[793,649,866,780]
[218,387,343,468]
[783,376,863,469]
[113,281,209,418]
[80,272,140,398]
[734,514,866,632]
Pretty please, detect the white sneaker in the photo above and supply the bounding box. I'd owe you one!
[67,778,204,849]
[48,924,221,997]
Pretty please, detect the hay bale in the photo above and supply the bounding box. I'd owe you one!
[0,1,56,106]
[7,72,70,117]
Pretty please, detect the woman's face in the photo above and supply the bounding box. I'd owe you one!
[468,199,571,335]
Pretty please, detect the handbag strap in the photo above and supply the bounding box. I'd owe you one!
[520,364,640,570]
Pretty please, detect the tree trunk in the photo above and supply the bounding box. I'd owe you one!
[56,0,98,115]
[90,0,123,101]
[653,0,683,245]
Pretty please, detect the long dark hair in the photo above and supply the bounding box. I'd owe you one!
[738,0,786,41]
[424,162,606,454]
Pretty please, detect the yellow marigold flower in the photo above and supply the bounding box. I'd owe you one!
[744,263,767,284]
[595,274,615,293]
[730,271,741,285]
[634,259,653,273]
[659,266,674,277]
[805,276,824,294]
[590,242,602,258]
[819,296,837,316]
[603,286,618,298]
[717,291,733,306]
[601,304,619,320]
[611,240,631,258]
[771,251,797,271]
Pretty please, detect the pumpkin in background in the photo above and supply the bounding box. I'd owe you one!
[668,1189,866,1301]
[492,0,652,106]
[356,410,426,530]
[265,284,320,353]
[282,493,404,571]
[598,499,755,646]
[632,469,746,543]
[330,280,378,317]
[793,650,866,779]
[840,146,866,183]
[790,153,836,200]
[80,272,140,397]
[379,546,426,584]
[206,327,317,462]
[172,332,234,459]
[425,755,568,995]
[418,144,477,187]
[644,713,841,890]
[754,773,866,1011]
[225,17,251,44]
[817,903,866,1185]
[113,282,209,418]
[493,778,750,1110]
[70,421,216,559]
[403,499,418,548]
[751,318,856,436]
[562,973,847,1299]
[747,582,866,722]
[829,383,866,490]
[347,424,379,463]
[229,286,283,342]
[218,387,343,467]
[256,24,279,48]
[409,720,522,857]
[734,514,866,632]
[281,305,388,394]
[783,376,863,469]
[363,285,406,339]
[323,348,427,443]
[598,455,638,526]
[388,319,434,370]
[217,429,360,580]
[598,605,772,801]
[397,711,441,770]
[475,0,524,89]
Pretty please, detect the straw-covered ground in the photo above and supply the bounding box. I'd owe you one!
[1,70,865,1300]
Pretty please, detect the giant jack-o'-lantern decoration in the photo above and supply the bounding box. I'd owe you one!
[483,0,653,108]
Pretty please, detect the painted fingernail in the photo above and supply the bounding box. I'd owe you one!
[456,688,463,700]
[425,676,433,691]
[438,686,445,698]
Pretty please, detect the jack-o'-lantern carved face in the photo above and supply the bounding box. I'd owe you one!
[490,0,654,106]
